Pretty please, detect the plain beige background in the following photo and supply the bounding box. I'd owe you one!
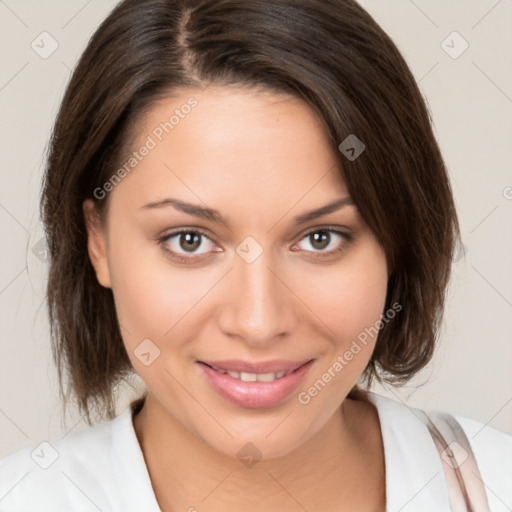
[0,0,511,459]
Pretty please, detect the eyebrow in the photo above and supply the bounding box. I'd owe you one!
[139,196,355,226]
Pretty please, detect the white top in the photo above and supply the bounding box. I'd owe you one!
[0,391,510,511]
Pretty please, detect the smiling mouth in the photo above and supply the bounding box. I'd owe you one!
[196,359,314,408]
[200,363,300,383]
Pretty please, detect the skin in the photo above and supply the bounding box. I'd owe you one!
[83,86,388,511]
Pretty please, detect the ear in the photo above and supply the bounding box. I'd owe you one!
[83,199,112,288]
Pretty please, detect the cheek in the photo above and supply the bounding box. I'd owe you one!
[108,247,172,339]
[295,242,388,411]
[106,230,221,354]
[303,240,389,350]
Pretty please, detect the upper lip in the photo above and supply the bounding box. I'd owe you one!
[199,359,313,374]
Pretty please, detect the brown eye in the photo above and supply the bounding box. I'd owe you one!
[178,231,202,252]
[159,229,216,261]
[294,228,352,259]
[308,231,331,250]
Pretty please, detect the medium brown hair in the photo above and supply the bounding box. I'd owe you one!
[40,0,461,424]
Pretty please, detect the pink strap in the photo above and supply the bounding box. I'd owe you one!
[417,409,490,512]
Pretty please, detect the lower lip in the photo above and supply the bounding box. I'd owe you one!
[198,361,313,409]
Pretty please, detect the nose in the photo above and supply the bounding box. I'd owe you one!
[217,244,296,347]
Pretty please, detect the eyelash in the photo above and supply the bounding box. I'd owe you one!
[157,226,353,264]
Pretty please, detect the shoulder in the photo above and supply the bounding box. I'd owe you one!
[0,403,160,512]
[454,412,512,508]
[364,390,512,511]
[0,413,118,511]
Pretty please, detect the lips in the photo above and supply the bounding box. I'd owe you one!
[197,358,314,409]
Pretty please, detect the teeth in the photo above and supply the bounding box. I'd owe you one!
[220,369,292,382]
[256,372,277,382]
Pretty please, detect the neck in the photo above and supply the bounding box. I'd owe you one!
[133,392,385,512]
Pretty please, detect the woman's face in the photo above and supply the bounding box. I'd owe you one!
[84,86,389,459]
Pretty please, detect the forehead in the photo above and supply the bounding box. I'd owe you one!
[109,86,350,221]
